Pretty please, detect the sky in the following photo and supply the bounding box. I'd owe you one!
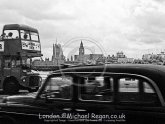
[0,0,165,59]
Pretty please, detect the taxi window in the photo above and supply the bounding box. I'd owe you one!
[79,76,114,102]
[119,78,138,92]
[118,77,160,106]
[40,76,73,100]
[144,82,155,93]
[119,78,139,102]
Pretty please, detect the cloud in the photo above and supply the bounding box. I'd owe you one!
[154,0,165,3]
[119,0,165,46]
[0,0,76,21]
[0,0,165,59]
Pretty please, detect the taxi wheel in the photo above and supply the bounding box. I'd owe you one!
[3,80,19,94]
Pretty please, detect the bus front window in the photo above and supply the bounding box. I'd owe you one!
[30,32,39,41]
[20,30,30,40]
[3,30,19,39]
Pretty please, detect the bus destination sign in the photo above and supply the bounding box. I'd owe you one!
[22,40,41,51]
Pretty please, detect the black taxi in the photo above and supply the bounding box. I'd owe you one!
[0,64,165,123]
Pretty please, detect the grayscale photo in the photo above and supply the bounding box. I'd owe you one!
[0,0,165,124]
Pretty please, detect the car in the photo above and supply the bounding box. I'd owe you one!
[0,64,165,124]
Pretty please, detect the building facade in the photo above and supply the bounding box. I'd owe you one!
[33,43,65,67]
[116,51,126,58]
[52,43,65,65]
[74,41,104,64]
[142,51,165,64]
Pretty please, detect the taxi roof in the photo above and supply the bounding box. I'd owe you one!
[53,64,165,75]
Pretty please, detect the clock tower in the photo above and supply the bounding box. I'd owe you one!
[79,41,84,56]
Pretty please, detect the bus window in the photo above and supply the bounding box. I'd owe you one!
[0,59,1,67]
[16,60,21,66]
[4,59,11,68]
[30,32,39,41]
[22,58,31,67]
[4,30,19,39]
[11,59,16,68]
[20,30,30,40]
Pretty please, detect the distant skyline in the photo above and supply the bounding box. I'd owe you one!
[0,0,165,59]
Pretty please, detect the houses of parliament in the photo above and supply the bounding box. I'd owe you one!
[32,43,65,67]
[33,41,105,67]
[32,41,132,69]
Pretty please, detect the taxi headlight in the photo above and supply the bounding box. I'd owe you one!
[21,76,26,82]
[39,77,42,86]
[39,77,42,82]
[23,70,27,73]
[22,79,26,82]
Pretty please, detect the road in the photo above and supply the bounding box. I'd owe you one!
[0,90,30,102]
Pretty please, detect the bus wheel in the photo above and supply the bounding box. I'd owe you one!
[3,80,19,94]
[28,87,39,92]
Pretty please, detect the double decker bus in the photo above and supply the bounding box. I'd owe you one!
[0,24,42,94]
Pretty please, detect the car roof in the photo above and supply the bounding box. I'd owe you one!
[53,64,165,75]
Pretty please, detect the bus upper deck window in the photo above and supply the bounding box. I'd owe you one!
[3,30,19,39]
[20,30,30,40]
[30,32,39,41]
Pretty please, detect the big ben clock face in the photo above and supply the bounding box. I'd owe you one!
[81,49,84,55]
[79,48,84,55]
[82,49,84,53]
